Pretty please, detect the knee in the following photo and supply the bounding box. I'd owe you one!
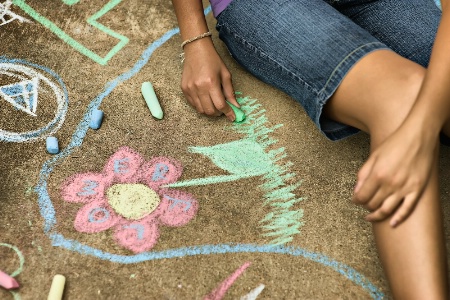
[371,64,425,137]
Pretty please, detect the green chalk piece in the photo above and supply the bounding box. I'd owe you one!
[227,101,245,123]
[141,81,163,119]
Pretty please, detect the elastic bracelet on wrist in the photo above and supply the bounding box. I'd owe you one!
[179,31,212,63]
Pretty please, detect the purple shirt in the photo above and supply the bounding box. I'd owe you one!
[210,0,232,17]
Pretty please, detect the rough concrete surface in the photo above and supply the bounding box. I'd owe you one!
[0,1,449,299]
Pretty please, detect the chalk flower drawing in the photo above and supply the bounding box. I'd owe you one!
[61,146,198,253]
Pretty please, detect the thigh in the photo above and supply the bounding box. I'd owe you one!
[330,0,441,67]
[216,0,389,140]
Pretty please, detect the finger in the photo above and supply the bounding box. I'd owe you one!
[199,93,221,117]
[364,193,403,222]
[184,94,196,109]
[352,157,380,204]
[209,86,235,121]
[221,70,240,108]
[354,156,375,193]
[190,95,205,114]
[389,193,418,227]
[363,187,393,212]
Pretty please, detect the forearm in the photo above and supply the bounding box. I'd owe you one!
[405,5,450,135]
[171,0,210,40]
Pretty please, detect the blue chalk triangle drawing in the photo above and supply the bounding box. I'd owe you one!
[0,77,39,116]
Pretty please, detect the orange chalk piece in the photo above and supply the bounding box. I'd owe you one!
[47,274,66,300]
[0,269,19,290]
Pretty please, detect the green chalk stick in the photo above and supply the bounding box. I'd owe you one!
[141,81,163,119]
[227,101,246,123]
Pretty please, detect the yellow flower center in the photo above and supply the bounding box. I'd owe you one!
[106,183,160,220]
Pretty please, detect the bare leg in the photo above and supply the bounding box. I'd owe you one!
[324,50,449,299]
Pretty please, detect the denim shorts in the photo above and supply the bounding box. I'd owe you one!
[216,0,441,140]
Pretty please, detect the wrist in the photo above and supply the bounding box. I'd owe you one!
[403,110,441,143]
[180,33,214,63]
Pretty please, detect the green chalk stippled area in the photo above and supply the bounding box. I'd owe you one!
[227,101,246,123]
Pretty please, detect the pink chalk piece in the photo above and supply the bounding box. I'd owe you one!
[140,157,183,190]
[204,262,252,300]
[0,270,19,290]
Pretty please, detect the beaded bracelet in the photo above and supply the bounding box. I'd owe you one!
[179,31,212,63]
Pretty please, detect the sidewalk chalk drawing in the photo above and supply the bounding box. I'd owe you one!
[0,0,29,26]
[12,0,129,65]
[33,6,384,299]
[204,261,252,300]
[1,77,38,116]
[167,96,303,245]
[62,0,79,5]
[0,243,24,300]
[241,284,265,300]
[61,147,198,253]
[0,57,68,142]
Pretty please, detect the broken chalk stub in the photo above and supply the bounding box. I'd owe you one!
[141,81,163,119]
[226,101,246,123]
[0,269,19,290]
[46,136,59,154]
[89,109,104,130]
[47,274,65,300]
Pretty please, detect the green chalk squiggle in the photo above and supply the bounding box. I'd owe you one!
[232,96,304,245]
[167,95,304,245]
[62,0,80,5]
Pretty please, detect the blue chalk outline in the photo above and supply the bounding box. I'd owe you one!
[34,6,384,298]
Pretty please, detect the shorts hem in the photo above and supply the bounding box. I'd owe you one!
[318,42,390,141]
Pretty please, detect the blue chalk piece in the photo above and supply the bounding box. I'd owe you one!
[46,136,59,154]
[89,109,104,130]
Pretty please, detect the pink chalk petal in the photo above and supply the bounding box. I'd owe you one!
[114,221,160,253]
[103,147,144,183]
[61,172,108,203]
[0,270,19,289]
[140,157,183,189]
[74,201,120,233]
[158,189,198,227]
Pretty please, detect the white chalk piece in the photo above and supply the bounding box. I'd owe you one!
[141,81,163,119]
[46,136,59,154]
[47,274,66,300]
[89,109,104,130]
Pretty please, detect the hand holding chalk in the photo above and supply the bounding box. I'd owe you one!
[141,82,163,119]
[0,269,19,290]
[226,101,245,123]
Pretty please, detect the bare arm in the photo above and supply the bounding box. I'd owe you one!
[171,0,239,121]
[353,3,450,226]
[407,1,450,134]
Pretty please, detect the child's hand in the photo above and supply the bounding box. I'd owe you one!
[180,38,239,121]
[352,122,439,227]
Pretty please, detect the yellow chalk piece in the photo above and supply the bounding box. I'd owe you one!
[47,274,66,300]
[141,81,163,119]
